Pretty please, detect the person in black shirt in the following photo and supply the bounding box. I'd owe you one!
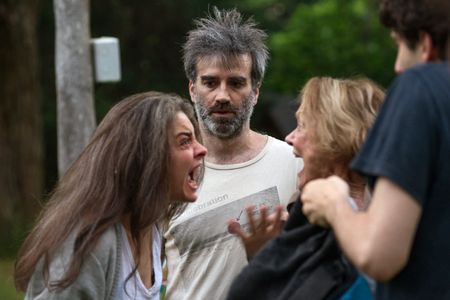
[301,1,450,299]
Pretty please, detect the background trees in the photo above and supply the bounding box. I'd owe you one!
[0,0,42,256]
[266,0,395,93]
[1,0,396,257]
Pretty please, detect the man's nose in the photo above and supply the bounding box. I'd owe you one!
[215,82,231,101]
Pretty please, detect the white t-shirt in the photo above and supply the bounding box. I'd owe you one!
[114,225,162,300]
[164,136,302,300]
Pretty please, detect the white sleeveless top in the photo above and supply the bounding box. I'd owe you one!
[114,224,162,300]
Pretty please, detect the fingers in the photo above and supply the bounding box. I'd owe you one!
[233,204,286,236]
[231,204,287,259]
[301,202,315,223]
[302,200,330,228]
[280,210,289,223]
[300,175,350,228]
[227,220,246,239]
[270,205,283,233]
[259,205,268,229]
[245,205,272,232]
[245,205,257,233]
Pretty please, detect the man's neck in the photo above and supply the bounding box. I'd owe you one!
[202,128,268,165]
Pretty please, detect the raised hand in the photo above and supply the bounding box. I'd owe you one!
[228,204,287,260]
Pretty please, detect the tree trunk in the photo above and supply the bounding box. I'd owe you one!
[54,0,95,176]
[0,0,43,252]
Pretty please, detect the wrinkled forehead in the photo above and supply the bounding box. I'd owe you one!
[196,53,252,72]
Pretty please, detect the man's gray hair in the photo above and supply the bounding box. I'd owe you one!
[183,7,269,89]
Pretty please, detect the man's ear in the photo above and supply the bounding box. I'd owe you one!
[252,85,260,105]
[188,80,196,103]
[419,32,438,62]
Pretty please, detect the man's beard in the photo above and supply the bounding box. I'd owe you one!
[193,92,255,139]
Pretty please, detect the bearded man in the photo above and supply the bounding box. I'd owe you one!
[163,7,302,300]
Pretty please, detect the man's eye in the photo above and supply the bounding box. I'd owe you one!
[230,81,245,88]
[203,81,216,88]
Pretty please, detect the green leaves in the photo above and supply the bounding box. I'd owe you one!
[265,0,396,93]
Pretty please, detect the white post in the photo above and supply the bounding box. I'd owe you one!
[54,0,96,176]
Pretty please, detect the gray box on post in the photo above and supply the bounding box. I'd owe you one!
[91,37,121,82]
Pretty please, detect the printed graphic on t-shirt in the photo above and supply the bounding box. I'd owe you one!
[170,186,280,256]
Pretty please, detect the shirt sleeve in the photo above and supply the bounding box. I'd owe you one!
[25,253,107,300]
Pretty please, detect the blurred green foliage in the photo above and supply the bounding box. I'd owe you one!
[2,0,397,297]
[0,260,22,300]
[266,0,396,93]
[36,0,396,193]
[9,0,398,254]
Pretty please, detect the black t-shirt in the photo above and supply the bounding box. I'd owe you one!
[351,63,450,299]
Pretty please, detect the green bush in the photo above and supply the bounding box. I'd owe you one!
[0,259,23,300]
[266,0,396,93]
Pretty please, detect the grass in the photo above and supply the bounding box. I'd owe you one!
[0,259,23,300]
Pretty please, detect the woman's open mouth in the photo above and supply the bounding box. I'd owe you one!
[187,164,202,189]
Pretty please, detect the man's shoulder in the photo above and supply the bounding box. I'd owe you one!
[397,63,450,86]
[389,63,450,111]
[409,62,449,74]
[265,136,302,170]
[267,135,293,151]
[384,63,448,108]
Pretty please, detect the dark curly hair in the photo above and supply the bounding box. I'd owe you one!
[379,0,450,59]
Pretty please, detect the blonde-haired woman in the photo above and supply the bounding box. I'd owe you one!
[291,77,384,210]
[228,77,384,300]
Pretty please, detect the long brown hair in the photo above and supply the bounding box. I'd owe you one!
[14,91,202,291]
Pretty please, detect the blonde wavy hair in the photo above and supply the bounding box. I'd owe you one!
[298,77,385,171]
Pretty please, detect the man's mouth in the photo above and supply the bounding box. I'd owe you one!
[209,103,237,118]
[211,111,234,118]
